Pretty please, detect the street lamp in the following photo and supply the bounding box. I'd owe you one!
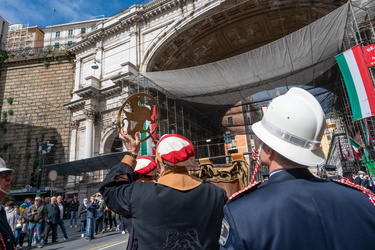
[37,141,54,190]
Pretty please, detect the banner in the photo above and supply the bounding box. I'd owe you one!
[362,44,375,67]
[349,136,361,158]
[335,45,375,120]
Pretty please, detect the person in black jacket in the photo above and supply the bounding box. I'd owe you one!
[100,133,227,250]
[69,196,80,228]
[43,196,60,244]
[78,198,88,238]
[0,157,16,250]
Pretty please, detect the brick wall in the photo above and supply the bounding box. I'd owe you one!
[0,56,74,189]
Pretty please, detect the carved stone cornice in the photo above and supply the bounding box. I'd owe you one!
[100,85,122,98]
[68,0,187,53]
[63,98,85,111]
[75,86,100,99]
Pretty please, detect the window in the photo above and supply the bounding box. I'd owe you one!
[67,41,73,46]
[54,42,59,49]
[80,27,86,34]
[55,31,60,37]
[228,116,233,126]
[68,29,73,36]
[91,25,95,31]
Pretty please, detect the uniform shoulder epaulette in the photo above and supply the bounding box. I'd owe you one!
[332,178,375,206]
[228,181,262,202]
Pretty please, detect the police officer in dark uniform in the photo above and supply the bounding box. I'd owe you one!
[220,88,375,250]
[0,158,16,249]
[323,164,340,180]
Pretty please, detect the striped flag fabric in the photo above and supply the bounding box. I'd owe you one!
[335,45,375,120]
[349,136,361,158]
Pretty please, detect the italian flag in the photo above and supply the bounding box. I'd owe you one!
[335,45,375,120]
[349,136,361,158]
[140,105,157,156]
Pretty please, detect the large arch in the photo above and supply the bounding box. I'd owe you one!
[144,0,346,72]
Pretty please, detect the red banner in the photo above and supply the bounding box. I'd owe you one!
[362,44,375,67]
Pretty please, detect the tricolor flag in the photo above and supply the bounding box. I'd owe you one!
[349,136,361,158]
[335,45,375,120]
[140,105,158,156]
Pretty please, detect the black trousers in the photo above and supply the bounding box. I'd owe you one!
[43,222,57,243]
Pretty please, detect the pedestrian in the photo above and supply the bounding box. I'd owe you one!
[85,196,98,241]
[69,196,79,228]
[19,197,32,214]
[5,201,17,237]
[25,196,46,249]
[100,132,227,249]
[43,196,60,244]
[94,194,105,235]
[354,171,365,185]
[55,195,68,241]
[220,87,375,249]
[13,205,23,248]
[78,198,88,238]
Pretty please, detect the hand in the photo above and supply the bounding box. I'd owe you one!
[119,130,140,155]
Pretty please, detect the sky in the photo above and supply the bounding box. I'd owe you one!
[0,0,153,28]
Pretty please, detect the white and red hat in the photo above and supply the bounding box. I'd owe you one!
[135,156,157,176]
[156,134,196,167]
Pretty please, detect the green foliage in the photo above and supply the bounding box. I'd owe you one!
[6,97,13,105]
[2,194,13,204]
[33,158,39,167]
[25,152,31,159]
[7,110,13,116]
[0,50,8,63]
[2,111,7,119]
[43,61,50,67]
[2,143,11,152]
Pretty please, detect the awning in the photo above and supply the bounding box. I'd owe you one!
[141,3,349,121]
[46,152,127,175]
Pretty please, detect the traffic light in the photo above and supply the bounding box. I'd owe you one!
[30,173,37,187]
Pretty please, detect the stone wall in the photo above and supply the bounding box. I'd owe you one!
[0,56,74,189]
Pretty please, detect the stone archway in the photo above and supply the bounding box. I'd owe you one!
[100,128,120,154]
[143,0,346,72]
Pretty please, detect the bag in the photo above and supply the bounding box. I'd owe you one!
[15,223,22,229]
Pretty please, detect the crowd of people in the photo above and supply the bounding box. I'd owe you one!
[0,87,375,249]
[2,194,127,249]
[99,87,375,249]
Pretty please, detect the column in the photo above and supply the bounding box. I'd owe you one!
[69,120,79,161]
[84,108,97,158]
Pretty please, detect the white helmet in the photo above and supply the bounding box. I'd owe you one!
[252,87,326,167]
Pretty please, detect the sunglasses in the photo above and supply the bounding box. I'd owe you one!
[0,171,12,178]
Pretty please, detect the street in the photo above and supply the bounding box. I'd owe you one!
[35,220,129,250]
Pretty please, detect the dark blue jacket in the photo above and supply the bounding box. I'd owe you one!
[45,203,60,224]
[221,168,375,250]
[86,202,98,219]
[0,206,15,249]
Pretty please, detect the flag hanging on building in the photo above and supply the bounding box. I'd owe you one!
[349,136,361,158]
[362,44,375,67]
[362,119,372,147]
[335,45,375,120]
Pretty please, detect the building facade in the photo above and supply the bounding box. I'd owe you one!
[43,17,107,50]
[0,17,9,50]
[6,24,44,51]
